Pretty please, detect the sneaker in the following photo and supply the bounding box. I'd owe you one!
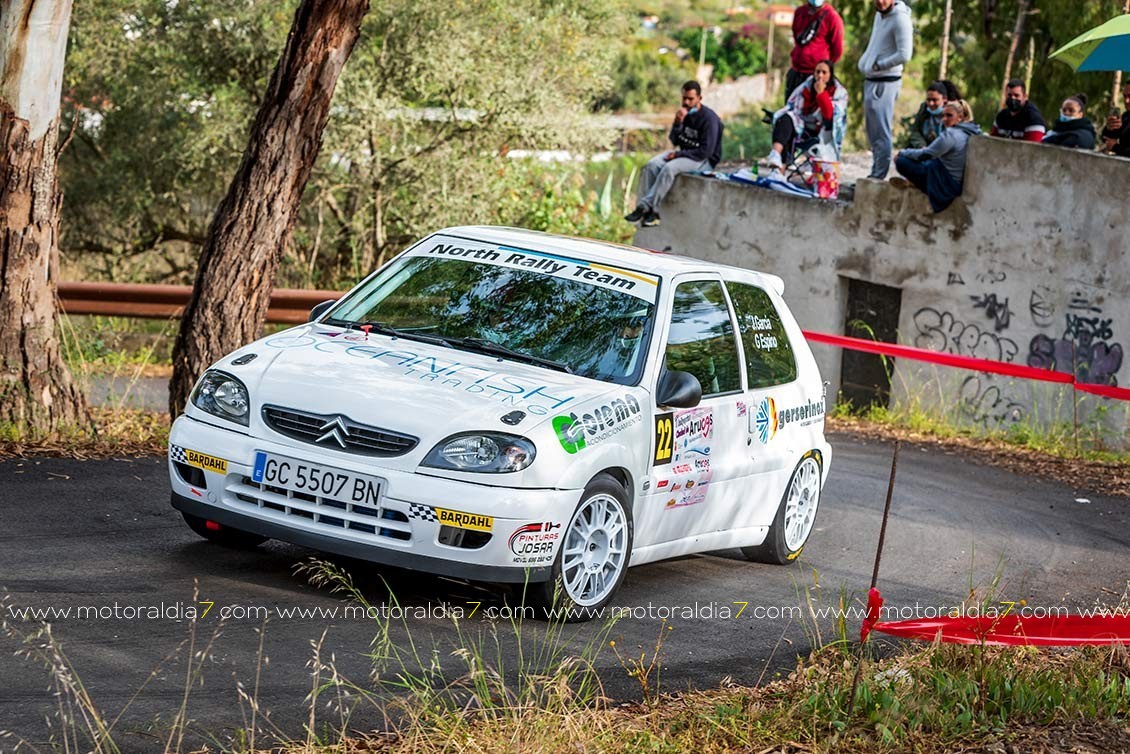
[888,176,911,190]
[765,149,784,170]
[641,210,661,227]
[624,205,646,223]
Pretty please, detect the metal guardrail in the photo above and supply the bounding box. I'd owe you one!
[58,282,341,325]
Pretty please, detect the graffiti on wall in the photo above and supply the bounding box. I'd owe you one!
[912,307,1019,362]
[959,374,1026,428]
[969,293,1012,332]
[1027,303,1124,386]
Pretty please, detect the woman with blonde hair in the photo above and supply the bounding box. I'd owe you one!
[892,99,981,213]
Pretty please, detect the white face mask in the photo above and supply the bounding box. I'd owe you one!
[810,0,826,5]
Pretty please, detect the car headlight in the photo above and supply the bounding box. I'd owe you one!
[422,432,536,473]
[191,370,250,425]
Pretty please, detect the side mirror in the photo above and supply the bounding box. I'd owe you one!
[656,369,702,409]
[308,299,336,322]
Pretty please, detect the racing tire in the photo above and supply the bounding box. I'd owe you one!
[742,453,821,565]
[525,473,633,622]
[182,512,268,549]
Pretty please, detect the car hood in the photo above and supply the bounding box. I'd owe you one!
[225,325,618,451]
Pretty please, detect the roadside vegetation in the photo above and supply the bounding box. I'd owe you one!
[4,561,1128,753]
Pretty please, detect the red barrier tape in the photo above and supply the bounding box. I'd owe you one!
[870,614,1130,646]
[802,330,1128,401]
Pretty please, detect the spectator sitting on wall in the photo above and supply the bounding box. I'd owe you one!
[765,60,847,173]
[1043,94,1096,150]
[625,80,723,228]
[786,0,844,102]
[890,99,981,213]
[902,80,950,149]
[1102,82,1130,157]
[990,79,1047,142]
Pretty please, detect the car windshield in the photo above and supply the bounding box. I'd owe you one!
[327,238,660,385]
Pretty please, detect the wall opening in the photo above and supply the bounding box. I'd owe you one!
[840,277,902,409]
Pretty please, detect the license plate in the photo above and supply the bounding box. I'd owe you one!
[252,451,383,506]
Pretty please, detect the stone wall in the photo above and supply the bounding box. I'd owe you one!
[635,136,1130,443]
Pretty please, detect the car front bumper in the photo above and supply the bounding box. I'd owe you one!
[168,415,580,583]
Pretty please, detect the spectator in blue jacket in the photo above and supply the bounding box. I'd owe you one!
[891,99,981,213]
[626,81,723,228]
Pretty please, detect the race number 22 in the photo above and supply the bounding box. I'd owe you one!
[653,412,673,466]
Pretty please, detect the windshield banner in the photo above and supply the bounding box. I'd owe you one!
[408,237,660,303]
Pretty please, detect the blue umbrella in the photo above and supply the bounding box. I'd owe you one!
[1050,13,1130,72]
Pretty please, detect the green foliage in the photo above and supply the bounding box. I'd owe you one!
[61,0,627,289]
[672,27,767,82]
[835,0,1122,146]
[61,0,293,282]
[597,39,696,112]
[720,106,773,162]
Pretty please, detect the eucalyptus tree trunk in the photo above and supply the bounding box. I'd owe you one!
[169,0,370,417]
[0,0,88,434]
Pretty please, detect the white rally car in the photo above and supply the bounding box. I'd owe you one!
[169,226,831,617]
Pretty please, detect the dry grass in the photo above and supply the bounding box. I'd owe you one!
[0,406,169,460]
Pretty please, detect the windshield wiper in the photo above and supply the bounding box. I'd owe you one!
[446,337,574,374]
[322,318,450,348]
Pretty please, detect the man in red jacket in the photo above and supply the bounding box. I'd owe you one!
[787,0,844,100]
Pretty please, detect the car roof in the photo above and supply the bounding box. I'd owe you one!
[437,226,786,295]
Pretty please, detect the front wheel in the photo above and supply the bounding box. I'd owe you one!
[742,453,821,564]
[525,474,633,622]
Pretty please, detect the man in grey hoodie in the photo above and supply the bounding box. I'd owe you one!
[857,0,913,179]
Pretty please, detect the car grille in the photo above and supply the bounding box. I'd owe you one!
[262,405,418,457]
[228,476,412,542]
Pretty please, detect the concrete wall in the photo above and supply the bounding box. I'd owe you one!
[636,136,1130,443]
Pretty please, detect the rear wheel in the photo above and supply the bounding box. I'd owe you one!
[742,453,821,564]
[182,512,268,549]
[525,473,633,622]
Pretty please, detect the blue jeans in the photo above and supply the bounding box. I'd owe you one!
[895,154,962,213]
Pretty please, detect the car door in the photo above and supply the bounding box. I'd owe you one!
[725,277,808,530]
[643,275,750,545]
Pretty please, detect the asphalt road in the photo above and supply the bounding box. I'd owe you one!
[1,433,1127,751]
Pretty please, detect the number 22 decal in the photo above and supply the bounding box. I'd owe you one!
[653,412,674,466]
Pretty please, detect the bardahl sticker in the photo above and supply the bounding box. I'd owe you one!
[172,445,228,475]
[435,508,493,532]
[408,238,660,303]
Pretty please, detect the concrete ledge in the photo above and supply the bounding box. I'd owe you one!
[636,136,1130,441]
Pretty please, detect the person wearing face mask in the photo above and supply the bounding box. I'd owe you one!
[891,99,982,213]
[990,79,1047,142]
[786,0,844,103]
[765,59,847,173]
[903,81,949,149]
[857,0,914,179]
[1042,94,1096,150]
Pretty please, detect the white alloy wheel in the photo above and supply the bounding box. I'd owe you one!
[742,453,822,565]
[783,456,821,551]
[561,492,629,607]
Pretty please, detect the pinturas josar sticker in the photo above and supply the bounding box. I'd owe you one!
[509,522,562,565]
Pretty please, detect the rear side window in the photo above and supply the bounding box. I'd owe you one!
[664,280,742,397]
[726,282,797,388]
